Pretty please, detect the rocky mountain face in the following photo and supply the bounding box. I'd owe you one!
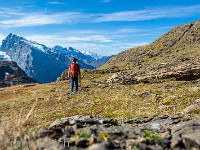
[52,46,111,68]
[0,51,10,61]
[92,55,113,68]
[0,61,37,88]
[0,34,111,83]
[100,20,200,84]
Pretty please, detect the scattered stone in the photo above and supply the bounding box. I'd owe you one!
[182,101,200,114]
[188,87,200,92]
[132,91,152,100]
[158,105,178,109]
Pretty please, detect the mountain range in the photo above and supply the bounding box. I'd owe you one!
[0,33,112,83]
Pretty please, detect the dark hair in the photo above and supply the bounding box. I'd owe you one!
[73,58,77,62]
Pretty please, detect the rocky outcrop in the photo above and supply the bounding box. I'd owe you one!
[101,20,200,84]
[19,115,200,150]
[106,62,200,84]
[0,61,37,87]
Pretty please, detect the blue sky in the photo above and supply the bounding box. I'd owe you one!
[0,0,200,56]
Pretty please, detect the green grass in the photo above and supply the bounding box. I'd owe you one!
[0,70,199,147]
[78,132,91,138]
[144,130,164,142]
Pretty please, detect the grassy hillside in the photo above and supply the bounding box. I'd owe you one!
[99,20,200,81]
[0,71,199,135]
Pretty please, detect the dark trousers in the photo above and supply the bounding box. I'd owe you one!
[71,76,78,92]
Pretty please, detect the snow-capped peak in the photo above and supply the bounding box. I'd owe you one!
[7,33,47,53]
[81,50,99,60]
[23,39,47,53]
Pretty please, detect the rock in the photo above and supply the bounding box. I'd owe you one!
[0,61,37,88]
[182,103,200,114]
[76,138,89,147]
[106,73,120,84]
[171,119,200,149]
[24,115,200,150]
[87,143,107,150]
[132,91,152,100]
[37,128,53,138]
[159,131,171,139]
[170,133,183,149]
[188,87,200,92]
[49,119,69,129]
[182,129,200,149]
[158,105,178,109]
[133,116,154,123]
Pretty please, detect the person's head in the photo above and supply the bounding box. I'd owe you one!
[73,58,77,63]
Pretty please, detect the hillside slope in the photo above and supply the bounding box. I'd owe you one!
[100,20,200,83]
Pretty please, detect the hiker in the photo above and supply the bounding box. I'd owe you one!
[68,58,81,93]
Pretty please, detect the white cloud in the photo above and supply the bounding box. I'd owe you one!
[115,28,148,34]
[1,5,200,27]
[0,12,89,27]
[26,5,36,8]
[94,5,200,22]
[47,2,65,5]
[25,34,112,45]
[0,8,23,16]
[157,26,175,29]
[102,0,112,3]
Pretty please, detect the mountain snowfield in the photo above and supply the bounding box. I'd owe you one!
[0,33,112,83]
[0,51,10,61]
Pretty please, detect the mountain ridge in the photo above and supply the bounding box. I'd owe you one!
[100,19,200,83]
[0,33,111,83]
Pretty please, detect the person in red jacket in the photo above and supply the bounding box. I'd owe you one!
[68,58,81,93]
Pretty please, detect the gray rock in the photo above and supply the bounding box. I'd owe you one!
[158,105,178,109]
[182,103,200,114]
[87,143,107,150]
[24,115,200,150]
[188,87,200,92]
[182,129,200,149]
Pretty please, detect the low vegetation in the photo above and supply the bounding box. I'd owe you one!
[0,71,199,140]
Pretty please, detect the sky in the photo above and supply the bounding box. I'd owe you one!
[0,0,200,56]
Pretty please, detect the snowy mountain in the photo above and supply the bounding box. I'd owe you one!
[81,50,99,60]
[0,33,111,83]
[52,46,99,61]
[0,51,11,60]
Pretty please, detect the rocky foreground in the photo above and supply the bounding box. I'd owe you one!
[17,115,200,150]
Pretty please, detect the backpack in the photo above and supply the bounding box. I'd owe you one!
[70,63,79,77]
